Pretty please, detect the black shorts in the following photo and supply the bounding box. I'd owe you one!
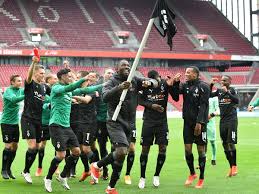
[220,120,238,144]
[41,125,50,141]
[1,123,20,143]
[106,120,131,147]
[49,124,79,151]
[183,120,207,145]
[21,117,43,143]
[76,123,97,146]
[96,121,109,143]
[71,123,80,134]
[140,121,169,146]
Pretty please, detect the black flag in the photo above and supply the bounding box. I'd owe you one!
[151,0,177,50]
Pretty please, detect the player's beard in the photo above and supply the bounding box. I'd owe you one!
[120,69,129,81]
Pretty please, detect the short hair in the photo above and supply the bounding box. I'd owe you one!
[223,75,232,81]
[34,65,45,71]
[104,68,114,74]
[188,66,200,77]
[118,59,130,67]
[77,71,89,78]
[147,70,159,79]
[10,75,21,83]
[45,73,56,83]
[57,68,71,79]
[89,71,100,78]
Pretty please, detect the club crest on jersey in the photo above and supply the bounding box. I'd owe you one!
[56,142,61,149]
[193,87,199,97]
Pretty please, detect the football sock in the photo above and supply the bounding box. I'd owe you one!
[38,148,45,168]
[24,149,38,173]
[154,153,166,176]
[198,156,206,179]
[126,152,135,176]
[46,157,62,180]
[140,153,148,178]
[185,154,195,175]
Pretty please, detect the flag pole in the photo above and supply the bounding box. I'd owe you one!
[112,18,155,121]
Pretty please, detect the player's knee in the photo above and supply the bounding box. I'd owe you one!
[56,151,66,160]
[222,143,228,151]
[27,140,37,149]
[5,143,12,150]
[141,146,150,155]
[90,142,97,150]
[11,143,18,151]
[40,141,47,149]
[197,146,206,156]
[128,143,135,152]
[228,143,236,150]
[159,145,167,154]
[71,147,81,156]
[82,146,91,154]
[115,147,127,162]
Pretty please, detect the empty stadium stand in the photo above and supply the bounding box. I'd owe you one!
[0,0,27,48]
[0,0,256,54]
[251,68,259,84]
[171,0,257,55]
[23,0,115,50]
[206,66,251,85]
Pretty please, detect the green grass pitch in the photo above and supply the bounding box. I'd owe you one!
[0,117,259,194]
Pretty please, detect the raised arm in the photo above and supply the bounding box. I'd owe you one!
[167,73,181,101]
[26,56,39,84]
[210,78,219,97]
[72,84,103,96]
[171,81,182,102]
[52,78,85,95]
[227,88,239,104]
[210,89,219,97]
[135,76,158,91]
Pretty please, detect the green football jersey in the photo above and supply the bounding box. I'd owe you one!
[49,79,102,127]
[1,86,24,125]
